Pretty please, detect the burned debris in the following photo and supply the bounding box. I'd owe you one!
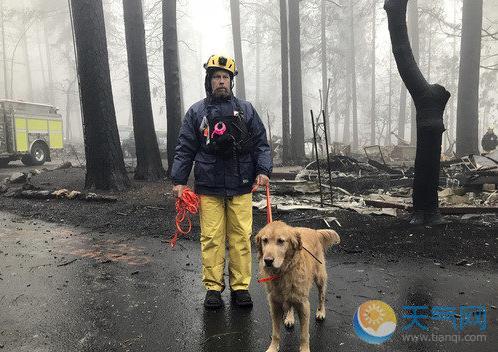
[254,125,498,221]
[0,163,117,203]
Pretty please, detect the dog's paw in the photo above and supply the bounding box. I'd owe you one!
[284,318,295,329]
[315,309,326,321]
[284,311,295,329]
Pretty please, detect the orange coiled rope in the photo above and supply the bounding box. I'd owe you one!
[170,187,200,248]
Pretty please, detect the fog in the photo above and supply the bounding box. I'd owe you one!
[1,0,497,151]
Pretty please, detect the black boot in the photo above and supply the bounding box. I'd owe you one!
[231,290,253,308]
[204,290,223,310]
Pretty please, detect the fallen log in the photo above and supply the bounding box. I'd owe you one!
[7,189,117,202]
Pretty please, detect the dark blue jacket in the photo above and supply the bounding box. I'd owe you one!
[171,96,272,196]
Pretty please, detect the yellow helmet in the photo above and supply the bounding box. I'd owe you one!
[203,55,238,76]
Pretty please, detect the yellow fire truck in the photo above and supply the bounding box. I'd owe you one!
[0,99,63,167]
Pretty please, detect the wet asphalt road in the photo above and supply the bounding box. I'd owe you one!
[0,211,496,352]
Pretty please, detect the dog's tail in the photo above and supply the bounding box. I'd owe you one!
[317,229,341,248]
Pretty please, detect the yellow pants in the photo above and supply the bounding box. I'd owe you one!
[199,193,253,292]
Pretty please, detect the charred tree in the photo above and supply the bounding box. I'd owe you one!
[446,1,458,152]
[43,21,55,104]
[279,0,291,164]
[21,6,33,101]
[343,54,351,145]
[70,0,130,190]
[333,84,339,143]
[36,30,47,101]
[387,53,392,146]
[288,0,305,162]
[123,0,166,181]
[455,0,482,157]
[0,0,7,98]
[350,1,358,151]
[321,0,331,140]
[398,83,407,143]
[255,18,261,111]
[443,1,459,154]
[385,0,450,225]
[255,15,262,113]
[230,0,246,100]
[370,0,376,145]
[407,0,419,146]
[64,78,75,141]
[163,0,182,176]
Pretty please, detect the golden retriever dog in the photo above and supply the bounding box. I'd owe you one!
[255,221,340,352]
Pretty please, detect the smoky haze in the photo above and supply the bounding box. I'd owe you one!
[0,0,497,153]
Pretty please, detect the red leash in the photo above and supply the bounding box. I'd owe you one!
[258,183,280,283]
[170,187,199,248]
[266,182,273,223]
[257,275,280,283]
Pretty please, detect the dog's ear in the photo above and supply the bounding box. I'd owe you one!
[290,232,302,250]
[254,231,263,257]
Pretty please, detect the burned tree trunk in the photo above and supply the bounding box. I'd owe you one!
[350,1,358,151]
[123,0,166,181]
[70,0,130,190]
[455,0,482,157]
[343,53,351,145]
[288,0,305,162]
[384,0,450,225]
[163,0,182,176]
[370,0,376,145]
[321,0,331,140]
[255,17,261,111]
[230,0,246,100]
[43,21,54,104]
[446,1,458,152]
[21,10,33,101]
[407,0,419,146]
[333,84,339,143]
[398,83,407,143]
[386,54,392,146]
[1,0,8,98]
[65,78,75,141]
[279,0,291,164]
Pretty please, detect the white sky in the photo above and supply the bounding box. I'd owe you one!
[189,0,233,62]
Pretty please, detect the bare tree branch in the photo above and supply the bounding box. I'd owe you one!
[480,64,498,71]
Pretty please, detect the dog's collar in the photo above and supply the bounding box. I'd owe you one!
[257,275,280,283]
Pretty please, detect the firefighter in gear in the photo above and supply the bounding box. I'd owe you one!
[171,55,272,309]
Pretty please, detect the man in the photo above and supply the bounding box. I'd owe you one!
[170,55,272,309]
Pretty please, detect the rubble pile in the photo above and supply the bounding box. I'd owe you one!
[255,147,498,221]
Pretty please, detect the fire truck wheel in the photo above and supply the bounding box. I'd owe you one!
[21,142,49,166]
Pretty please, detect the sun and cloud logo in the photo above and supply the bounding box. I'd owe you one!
[353,300,397,344]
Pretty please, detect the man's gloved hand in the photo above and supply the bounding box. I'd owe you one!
[172,184,188,198]
[251,174,270,192]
